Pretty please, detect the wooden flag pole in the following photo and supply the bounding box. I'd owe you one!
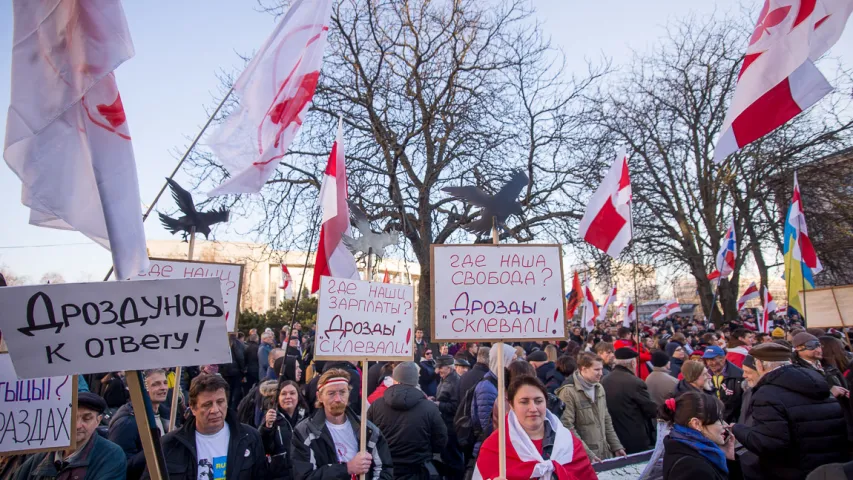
[629,212,642,375]
[169,227,196,431]
[492,218,507,479]
[127,370,169,480]
[359,357,369,480]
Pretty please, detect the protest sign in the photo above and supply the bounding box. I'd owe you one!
[0,354,77,454]
[0,278,232,379]
[799,285,853,329]
[430,244,566,341]
[137,259,243,332]
[315,276,414,361]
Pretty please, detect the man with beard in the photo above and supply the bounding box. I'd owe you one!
[156,374,268,479]
[292,369,393,479]
[109,369,177,479]
[16,393,126,480]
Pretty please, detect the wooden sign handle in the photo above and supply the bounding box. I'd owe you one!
[359,358,369,480]
[496,341,507,478]
[127,370,168,480]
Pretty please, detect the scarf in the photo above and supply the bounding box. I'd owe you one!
[473,410,597,480]
[574,371,597,402]
[669,424,728,473]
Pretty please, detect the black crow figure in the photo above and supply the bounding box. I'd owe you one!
[442,170,529,235]
[159,178,230,241]
[343,201,398,259]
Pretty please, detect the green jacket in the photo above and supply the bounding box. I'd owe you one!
[556,371,623,461]
[15,434,126,480]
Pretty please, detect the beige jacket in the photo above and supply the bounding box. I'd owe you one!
[645,366,678,406]
[556,371,623,460]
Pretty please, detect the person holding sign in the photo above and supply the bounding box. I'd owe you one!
[15,393,127,480]
[291,369,393,480]
[472,376,596,480]
[153,374,269,480]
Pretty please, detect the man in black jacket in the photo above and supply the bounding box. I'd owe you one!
[367,362,447,479]
[528,350,565,393]
[109,369,178,480]
[219,332,247,407]
[243,333,260,394]
[292,369,393,479]
[434,355,463,479]
[458,346,490,398]
[702,346,744,423]
[152,374,268,480]
[599,348,658,454]
[732,343,849,480]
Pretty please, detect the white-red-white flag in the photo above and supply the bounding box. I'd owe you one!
[597,286,618,322]
[737,282,760,311]
[714,0,853,162]
[582,283,600,330]
[279,264,293,298]
[310,119,359,293]
[760,286,778,333]
[622,297,636,328]
[579,148,632,258]
[4,0,148,280]
[651,300,681,321]
[207,0,333,195]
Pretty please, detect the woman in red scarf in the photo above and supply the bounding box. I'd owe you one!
[473,375,597,480]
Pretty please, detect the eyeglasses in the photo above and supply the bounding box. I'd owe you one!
[800,340,821,351]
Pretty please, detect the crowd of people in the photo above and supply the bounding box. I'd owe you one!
[4,315,853,480]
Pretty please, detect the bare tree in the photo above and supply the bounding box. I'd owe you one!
[188,0,606,329]
[0,265,28,286]
[39,272,66,285]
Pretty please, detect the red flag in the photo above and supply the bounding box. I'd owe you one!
[582,283,600,330]
[736,282,760,311]
[579,149,632,258]
[565,272,582,318]
[310,119,359,293]
[382,268,390,284]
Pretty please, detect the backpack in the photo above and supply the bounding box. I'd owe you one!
[237,384,260,426]
[454,375,497,448]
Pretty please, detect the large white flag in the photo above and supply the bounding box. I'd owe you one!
[208,0,334,196]
[4,0,148,279]
[597,286,618,322]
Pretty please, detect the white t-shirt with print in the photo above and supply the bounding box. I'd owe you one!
[326,419,358,463]
[195,422,230,480]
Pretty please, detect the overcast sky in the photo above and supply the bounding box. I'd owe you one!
[0,0,851,283]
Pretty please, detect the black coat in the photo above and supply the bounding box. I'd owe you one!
[107,400,177,480]
[732,364,848,480]
[258,406,308,480]
[435,371,461,425]
[220,337,247,378]
[148,410,269,480]
[712,361,744,424]
[244,340,260,381]
[457,362,489,399]
[662,437,730,480]
[600,365,657,454]
[367,361,388,396]
[535,361,565,394]
[291,408,393,480]
[367,384,447,478]
[418,360,439,397]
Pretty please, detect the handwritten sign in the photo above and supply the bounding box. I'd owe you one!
[0,354,76,454]
[430,244,566,341]
[315,276,414,360]
[137,259,243,332]
[0,278,232,379]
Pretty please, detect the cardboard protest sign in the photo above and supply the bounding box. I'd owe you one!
[430,244,566,341]
[0,354,77,454]
[799,285,853,328]
[315,276,414,360]
[137,259,243,332]
[0,278,232,379]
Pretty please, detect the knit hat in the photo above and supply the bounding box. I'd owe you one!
[681,360,706,384]
[793,332,819,348]
[651,350,670,368]
[771,327,785,339]
[750,343,793,362]
[665,342,682,357]
[392,362,419,386]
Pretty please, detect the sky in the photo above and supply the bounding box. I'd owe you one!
[0,0,851,284]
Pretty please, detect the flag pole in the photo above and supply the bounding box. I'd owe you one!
[492,216,507,480]
[284,206,322,345]
[102,86,235,281]
[629,210,641,376]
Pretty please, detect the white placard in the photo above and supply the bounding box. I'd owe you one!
[316,276,414,360]
[136,259,243,332]
[0,278,232,378]
[431,244,566,341]
[0,354,74,454]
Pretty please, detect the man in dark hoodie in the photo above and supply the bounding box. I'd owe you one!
[528,350,564,393]
[367,362,447,480]
[243,333,260,393]
[666,341,686,378]
[109,368,178,479]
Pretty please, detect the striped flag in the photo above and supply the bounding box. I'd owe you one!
[582,283,600,330]
[737,282,760,311]
[784,173,822,313]
[716,222,737,278]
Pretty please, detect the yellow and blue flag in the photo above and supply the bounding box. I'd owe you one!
[783,173,822,314]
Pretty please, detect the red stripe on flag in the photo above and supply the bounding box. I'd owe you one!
[311,227,331,293]
[583,199,627,253]
[731,77,802,150]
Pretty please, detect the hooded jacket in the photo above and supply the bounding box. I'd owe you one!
[258,404,308,480]
[536,361,565,394]
[148,410,268,480]
[107,400,177,480]
[292,407,393,480]
[732,364,848,480]
[367,384,446,478]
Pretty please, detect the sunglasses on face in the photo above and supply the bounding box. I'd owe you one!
[800,340,821,351]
